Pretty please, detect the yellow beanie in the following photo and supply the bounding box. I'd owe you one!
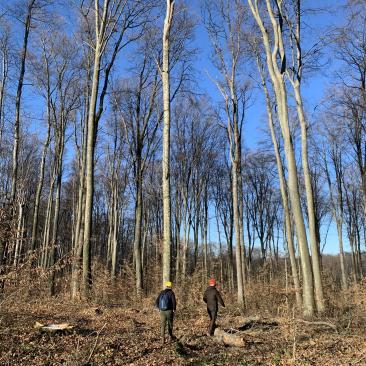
[165,281,172,288]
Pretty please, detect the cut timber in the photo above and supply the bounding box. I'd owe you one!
[34,322,74,332]
[214,328,245,347]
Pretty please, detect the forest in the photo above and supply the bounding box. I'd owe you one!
[0,0,366,365]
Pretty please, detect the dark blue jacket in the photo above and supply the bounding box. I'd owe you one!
[155,289,176,311]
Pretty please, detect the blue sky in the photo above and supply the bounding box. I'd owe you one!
[3,0,350,255]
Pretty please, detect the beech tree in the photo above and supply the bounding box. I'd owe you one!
[76,0,152,297]
[161,0,174,287]
[204,0,250,306]
[248,0,318,316]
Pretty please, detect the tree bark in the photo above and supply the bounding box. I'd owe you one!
[162,0,175,286]
[256,58,302,308]
[133,166,143,294]
[11,0,36,203]
[291,79,325,313]
[248,0,315,317]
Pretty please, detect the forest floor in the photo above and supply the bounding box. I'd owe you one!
[1,295,366,366]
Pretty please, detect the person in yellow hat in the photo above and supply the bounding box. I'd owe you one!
[155,281,177,344]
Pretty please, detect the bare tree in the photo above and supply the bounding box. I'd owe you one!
[77,0,152,297]
[10,0,50,202]
[161,0,175,287]
[321,120,348,289]
[248,0,316,316]
[255,52,302,307]
[203,0,250,306]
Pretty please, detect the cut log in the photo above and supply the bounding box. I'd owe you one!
[34,322,74,332]
[214,328,245,347]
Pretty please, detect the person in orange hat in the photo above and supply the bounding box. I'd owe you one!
[203,278,225,336]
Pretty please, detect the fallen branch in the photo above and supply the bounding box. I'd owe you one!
[296,319,338,333]
[352,352,366,365]
[86,323,107,364]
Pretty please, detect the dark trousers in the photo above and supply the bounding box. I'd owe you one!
[160,310,174,339]
[207,308,217,335]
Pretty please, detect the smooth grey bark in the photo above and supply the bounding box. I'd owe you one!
[13,200,24,267]
[40,171,55,268]
[133,166,143,293]
[49,116,66,295]
[11,0,36,203]
[182,197,191,281]
[30,52,52,263]
[324,153,347,290]
[110,182,119,280]
[230,115,245,305]
[71,119,87,299]
[162,0,174,286]
[82,35,102,297]
[256,56,302,308]
[0,31,9,146]
[202,182,209,279]
[71,53,90,300]
[248,0,315,317]
[284,0,325,311]
[30,113,51,259]
[81,0,150,296]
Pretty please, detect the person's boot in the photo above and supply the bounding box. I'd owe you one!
[169,334,176,342]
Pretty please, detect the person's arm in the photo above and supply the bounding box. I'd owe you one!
[217,290,225,307]
[171,292,177,311]
[203,289,207,303]
[155,292,161,308]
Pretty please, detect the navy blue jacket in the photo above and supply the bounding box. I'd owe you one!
[155,289,176,311]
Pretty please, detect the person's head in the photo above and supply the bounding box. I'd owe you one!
[209,278,216,286]
[165,281,172,289]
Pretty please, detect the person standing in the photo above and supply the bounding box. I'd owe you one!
[203,278,225,336]
[155,281,177,344]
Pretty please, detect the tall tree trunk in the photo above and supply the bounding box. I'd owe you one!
[133,166,143,294]
[30,93,51,263]
[182,200,190,281]
[256,58,302,308]
[13,202,24,267]
[40,174,55,268]
[49,171,61,295]
[82,42,102,298]
[232,167,244,305]
[324,156,347,290]
[49,126,65,295]
[0,43,9,146]
[162,0,175,286]
[292,81,325,313]
[11,0,36,202]
[110,183,119,280]
[71,70,89,300]
[248,0,315,317]
[203,183,209,279]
